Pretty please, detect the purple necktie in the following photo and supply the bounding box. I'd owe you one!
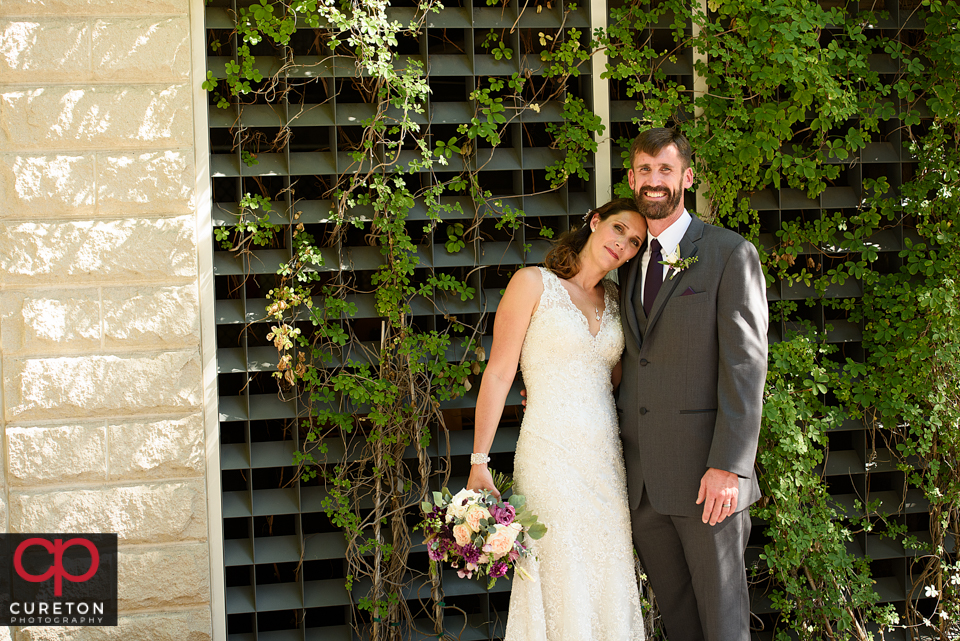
[643,238,663,317]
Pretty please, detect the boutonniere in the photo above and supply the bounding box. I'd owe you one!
[659,247,698,280]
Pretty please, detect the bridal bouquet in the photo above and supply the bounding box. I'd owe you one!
[419,484,547,588]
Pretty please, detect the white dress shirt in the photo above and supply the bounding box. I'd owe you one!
[640,210,692,309]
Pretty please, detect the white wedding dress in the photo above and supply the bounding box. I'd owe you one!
[504,267,645,641]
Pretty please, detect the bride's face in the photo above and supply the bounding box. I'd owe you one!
[588,211,647,268]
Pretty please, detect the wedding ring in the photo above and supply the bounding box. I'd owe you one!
[722,503,731,508]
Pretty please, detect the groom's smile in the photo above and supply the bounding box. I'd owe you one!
[633,184,682,220]
[638,186,672,202]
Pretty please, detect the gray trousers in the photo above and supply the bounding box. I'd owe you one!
[631,491,752,641]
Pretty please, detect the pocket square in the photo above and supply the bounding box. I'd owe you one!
[681,286,698,296]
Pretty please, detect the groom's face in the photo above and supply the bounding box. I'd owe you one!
[628,144,694,221]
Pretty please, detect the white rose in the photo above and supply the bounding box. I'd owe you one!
[447,488,478,520]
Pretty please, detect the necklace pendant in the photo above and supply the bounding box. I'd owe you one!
[594,307,601,321]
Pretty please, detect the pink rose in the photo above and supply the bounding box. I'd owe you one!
[453,523,472,546]
[465,505,491,531]
[484,524,519,558]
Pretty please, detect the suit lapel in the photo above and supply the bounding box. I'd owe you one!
[645,216,704,334]
[620,250,643,344]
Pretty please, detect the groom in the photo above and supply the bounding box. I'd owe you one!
[617,128,768,641]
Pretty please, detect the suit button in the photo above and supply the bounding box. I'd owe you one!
[639,359,649,366]
[639,407,648,415]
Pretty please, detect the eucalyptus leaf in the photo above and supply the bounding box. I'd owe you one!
[516,513,537,528]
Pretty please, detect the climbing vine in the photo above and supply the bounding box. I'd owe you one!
[603,0,960,638]
[207,0,960,639]
[207,0,609,638]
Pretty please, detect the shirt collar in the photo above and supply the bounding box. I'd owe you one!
[647,209,692,258]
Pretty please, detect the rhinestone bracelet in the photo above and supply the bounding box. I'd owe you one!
[470,452,491,465]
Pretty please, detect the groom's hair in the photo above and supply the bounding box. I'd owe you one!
[629,128,692,171]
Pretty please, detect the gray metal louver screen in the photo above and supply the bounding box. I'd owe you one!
[205,0,935,638]
[206,1,599,637]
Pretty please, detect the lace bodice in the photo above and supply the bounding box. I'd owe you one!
[518,267,625,451]
[522,266,623,373]
[505,267,644,641]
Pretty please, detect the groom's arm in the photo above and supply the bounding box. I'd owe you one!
[708,238,769,478]
[698,238,768,525]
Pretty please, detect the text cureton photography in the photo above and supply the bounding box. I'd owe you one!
[0,533,118,627]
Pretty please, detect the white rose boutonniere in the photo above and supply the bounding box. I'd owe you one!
[659,247,698,280]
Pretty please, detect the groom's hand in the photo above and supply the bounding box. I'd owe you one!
[696,467,739,525]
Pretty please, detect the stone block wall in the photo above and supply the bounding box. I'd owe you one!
[0,0,213,638]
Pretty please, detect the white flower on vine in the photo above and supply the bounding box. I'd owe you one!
[923,617,932,627]
[951,573,960,586]
[939,611,949,620]
[924,585,939,598]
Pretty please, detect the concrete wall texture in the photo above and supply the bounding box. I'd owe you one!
[0,0,214,638]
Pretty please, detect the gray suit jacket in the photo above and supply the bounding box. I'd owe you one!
[617,215,768,516]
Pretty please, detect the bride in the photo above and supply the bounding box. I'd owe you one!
[466,198,648,640]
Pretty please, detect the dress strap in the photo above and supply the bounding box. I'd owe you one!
[602,278,620,318]
[537,266,556,287]
[536,266,565,309]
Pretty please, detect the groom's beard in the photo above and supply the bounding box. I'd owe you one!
[634,185,682,220]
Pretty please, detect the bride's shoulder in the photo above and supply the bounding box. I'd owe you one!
[501,266,547,317]
[505,266,546,298]
[512,265,546,286]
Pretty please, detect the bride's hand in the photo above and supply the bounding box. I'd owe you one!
[467,465,501,500]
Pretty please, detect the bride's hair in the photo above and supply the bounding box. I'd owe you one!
[544,198,640,278]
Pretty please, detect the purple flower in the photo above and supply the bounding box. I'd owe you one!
[438,536,455,553]
[490,561,508,578]
[461,544,481,565]
[490,502,516,525]
[427,542,444,561]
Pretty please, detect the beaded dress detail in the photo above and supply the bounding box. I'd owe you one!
[505,267,645,641]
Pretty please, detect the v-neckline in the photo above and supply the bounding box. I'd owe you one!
[552,271,607,339]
